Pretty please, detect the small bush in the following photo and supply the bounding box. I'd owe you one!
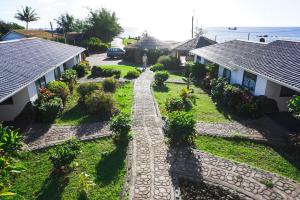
[47,81,70,106]
[0,124,23,156]
[288,95,300,119]
[86,37,109,52]
[150,63,164,72]
[77,82,101,101]
[84,90,116,118]
[154,71,169,86]
[102,78,117,93]
[165,111,196,146]
[34,96,63,122]
[255,95,279,114]
[124,70,140,79]
[157,55,180,69]
[185,62,207,80]
[49,139,81,171]
[165,97,184,112]
[110,113,131,141]
[73,61,90,78]
[210,78,228,103]
[62,69,77,93]
[91,66,121,78]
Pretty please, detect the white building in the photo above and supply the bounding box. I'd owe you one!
[191,40,300,111]
[0,37,85,121]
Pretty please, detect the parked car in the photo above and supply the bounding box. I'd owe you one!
[107,48,125,58]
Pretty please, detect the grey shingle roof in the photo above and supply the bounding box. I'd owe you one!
[173,36,217,51]
[125,36,171,50]
[191,40,300,91]
[0,38,85,102]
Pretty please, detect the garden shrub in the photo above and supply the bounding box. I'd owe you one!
[222,84,245,109]
[73,61,90,78]
[62,69,77,93]
[288,95,300,119]
[77,82,101,101]
[84,90,116,118]
[91,66,121,78]
[150,63,164,72]
[49,139,80,171]
[154,71,169,86]
[102,77,117,92]
[34,96,63,122]
[184,62,207,80]
[165,111,196,146]
[110,113,131,141]
[165,97,184,112]
[157,55,180,69]
[210,78,228,103]
[124,70,140,79]
[255,95,279,114]
[86,37,109,52]
[0,124,23,156]
[47,81,70,106]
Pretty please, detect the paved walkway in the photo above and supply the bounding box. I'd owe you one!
[23,122,111,151]
[129,70,174,199]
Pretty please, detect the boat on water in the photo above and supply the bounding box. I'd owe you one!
[228,27,237,30]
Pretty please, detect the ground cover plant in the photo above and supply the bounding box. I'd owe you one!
[153,83,231,122]
[7,138,127,200]
[195,135,300,182]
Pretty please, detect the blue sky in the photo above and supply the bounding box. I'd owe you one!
[1,0,300,40]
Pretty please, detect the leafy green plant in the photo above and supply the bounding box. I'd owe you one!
[157,55,180,69]
[124,70,140,79]
[110,113,131,142]
[210,78,228,103]
[34,96,63,122]
[84,90,116,118]
[91,66,121,78]
[73,61,90,78]
[49,139,81,172]
[0,124,23,156]
[77,82,101,101]
[78,172,95,199]
[150,63,164,72]
[154,71,169,86]
[102,77,117,92]
[288,95,300,119]
[165,111,196,146]
[62,69,77,93]
[86,37,109,52]
[47,81,70,106]
[165,97,184,112]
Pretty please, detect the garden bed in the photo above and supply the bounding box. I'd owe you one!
[195,135,300,182]
[55,82,133,125]
[179,179,244,200]
[153,83,231,122]
[8,138,127,200]
[89,65,140,79]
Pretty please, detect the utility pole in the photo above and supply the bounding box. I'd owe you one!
[192,10,195,38]
[248,33,250,40]
[215,35,217,41]
[50,22,54,39]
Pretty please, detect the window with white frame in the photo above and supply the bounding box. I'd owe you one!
[242,71,257,92]
[35,76,46,91]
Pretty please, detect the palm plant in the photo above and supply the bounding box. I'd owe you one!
[15,6,39,30]
[55,13,75,43]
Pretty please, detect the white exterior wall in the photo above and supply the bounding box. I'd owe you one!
[230,68,244,85]
[265,80,291,111]
[2,32,26,41]
[65,54,81,68]
[0,87,30,121]
[45,70,55,83]
[27,82,38,102]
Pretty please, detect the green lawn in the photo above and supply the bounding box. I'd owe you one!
[153,83,231,122]
[195,135,300,182]
[55,82,133,125]
[100,65,139,78]
[9,138,127,200]
[122,38,137,46]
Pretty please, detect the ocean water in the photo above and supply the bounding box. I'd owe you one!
[121,27,300,43]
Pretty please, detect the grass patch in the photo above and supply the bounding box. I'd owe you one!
[195,135,300,182]
[153,83,231,122]
[55,82,133,125]
[9,138,127,200]
[99,65,139,78]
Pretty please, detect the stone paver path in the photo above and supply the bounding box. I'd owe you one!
[171,148,300,200]
[23,122,111,150]
[129,70,174,200]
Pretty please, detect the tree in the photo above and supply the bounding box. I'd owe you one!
[0,20,24,35]
[55,13,75,43]
[15,6,39,30]
[86,8,123,43]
